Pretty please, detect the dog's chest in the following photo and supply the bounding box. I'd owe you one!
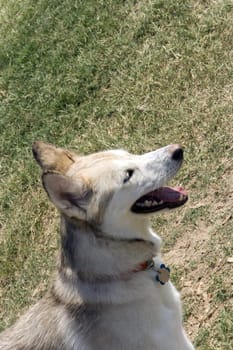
[70,279,190,350]
[100,284,182,349]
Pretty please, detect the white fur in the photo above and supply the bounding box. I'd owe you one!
[0,143,195,350]
[95,145,195,349]
[63,145,195,349]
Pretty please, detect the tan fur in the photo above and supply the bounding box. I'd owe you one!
[32,141,75,173]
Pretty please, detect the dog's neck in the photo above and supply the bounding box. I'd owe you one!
[58,215,159,281]
[52,214,163,305]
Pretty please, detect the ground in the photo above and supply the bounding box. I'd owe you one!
[0,1,233,349]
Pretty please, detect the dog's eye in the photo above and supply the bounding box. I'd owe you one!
[123,169,134,183]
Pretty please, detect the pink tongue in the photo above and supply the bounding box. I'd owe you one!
[153,186,187,203]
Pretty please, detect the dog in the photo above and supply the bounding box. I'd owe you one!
[0,141,195,350]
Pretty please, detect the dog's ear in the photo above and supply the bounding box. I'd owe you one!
[32,141,75,173]
[42,173,93,220]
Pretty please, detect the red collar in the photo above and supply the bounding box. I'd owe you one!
[132,260,154,273]
[77,260,170,285]
[76,260,154,283]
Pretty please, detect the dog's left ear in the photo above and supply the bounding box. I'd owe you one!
[42,172,92,220]
[32,141,75,173]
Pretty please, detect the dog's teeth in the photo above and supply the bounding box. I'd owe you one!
[179,194,185,201]
[158,200,164,205]
[144,200,152,207]
[152,201,158,206]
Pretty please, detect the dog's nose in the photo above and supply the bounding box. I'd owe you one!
[170,144,183,161]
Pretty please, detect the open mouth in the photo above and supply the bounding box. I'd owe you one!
[131,186,188,214]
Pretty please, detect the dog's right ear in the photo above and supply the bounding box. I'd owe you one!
[42,172,92,220]
[32,141,75,173]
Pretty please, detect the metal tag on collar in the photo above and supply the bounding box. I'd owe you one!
[154,263,170,285]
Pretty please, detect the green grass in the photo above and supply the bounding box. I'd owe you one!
[0,0,233,348]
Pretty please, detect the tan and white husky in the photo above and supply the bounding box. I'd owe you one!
[0,142,195,350]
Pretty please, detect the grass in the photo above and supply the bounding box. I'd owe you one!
[0,0,233,348]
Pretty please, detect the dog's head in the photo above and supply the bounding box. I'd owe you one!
[33,142,188,240]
